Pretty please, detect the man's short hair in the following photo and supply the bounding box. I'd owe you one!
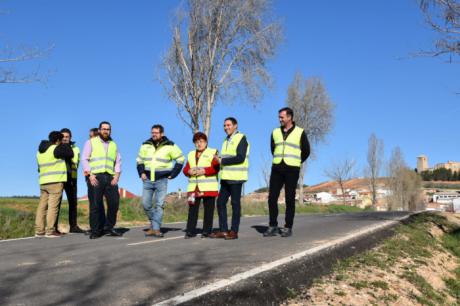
[278,107,294,118]
[151,124,164,133]
[90,128,98,134]
[99,121,111,129]
[60,128,72,137]
[48,131,63,143]
[224,117,238,125]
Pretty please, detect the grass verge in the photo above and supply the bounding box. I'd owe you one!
[283,212,460,305]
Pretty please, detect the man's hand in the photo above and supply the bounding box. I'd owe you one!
[89,175,99,187]
[188,168,196,176]
[196,169,205,176]
[141,173,148,181]
[111,176,119,186]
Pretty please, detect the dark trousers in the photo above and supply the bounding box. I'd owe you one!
[55,179,78,229]
[186,197,215,235]
[217,181,242,232]
[268,166,300,229]
[87,173,119,234]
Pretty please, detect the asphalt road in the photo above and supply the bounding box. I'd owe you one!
[0,211,409,305]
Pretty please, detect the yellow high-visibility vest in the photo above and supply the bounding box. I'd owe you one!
[136,141,184,181]
[37,144,67,185]
[186,148,219,192]
[220,132,250,181]
[272,126,304,167]
[89,137,117,175]
[71,145,80,179]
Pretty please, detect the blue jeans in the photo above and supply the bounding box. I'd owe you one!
[142,178,168,230]
[217,181,243,232]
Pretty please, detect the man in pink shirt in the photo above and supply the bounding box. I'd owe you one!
[82,121,122,239]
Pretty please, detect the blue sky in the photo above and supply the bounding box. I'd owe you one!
[0,0,458,197]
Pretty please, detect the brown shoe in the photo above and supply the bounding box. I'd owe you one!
[209,231,228,239]
[145,229,164,238]
[225,231,238,240]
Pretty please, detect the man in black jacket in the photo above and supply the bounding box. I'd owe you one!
[264,107,310,238]
[136,124,184,237]
[36,131,74,237]
[54,128,85,234]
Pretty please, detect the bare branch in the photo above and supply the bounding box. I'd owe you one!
[158,0,282,135]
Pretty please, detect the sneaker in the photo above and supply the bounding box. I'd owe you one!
[201,233,211,238]
[263,226,278,237]
[145,229,164,238]
[280,228,292,237]
[45,231,63,238]
[35,232,45,238]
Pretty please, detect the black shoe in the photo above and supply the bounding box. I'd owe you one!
[69,226,86,234]
[184,232,196,239]
[89,232,103,239]
[263,226,278,237]
[280,228,292,237]
[104,229,122,237]
[201,233,210,238]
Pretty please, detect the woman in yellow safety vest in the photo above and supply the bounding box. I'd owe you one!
[182,132,220,238]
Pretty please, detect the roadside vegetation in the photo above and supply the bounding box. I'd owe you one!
[284,212,460,305]
[0,197,368,239]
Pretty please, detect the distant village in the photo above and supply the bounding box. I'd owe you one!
[79,155,460,213]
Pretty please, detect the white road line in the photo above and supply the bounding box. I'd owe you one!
[0,236,36,242]
[127,236,183,246]
[153,218,404,306]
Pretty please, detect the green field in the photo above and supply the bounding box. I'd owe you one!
[0,197,368,239]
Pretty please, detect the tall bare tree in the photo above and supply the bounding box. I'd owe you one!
[418,0,460,59]
[324,158,356,205]
[1,10,53,84]
[365,133,384,206]
[286,72,334,203]
[387,147,422,211]
[159,0,282,136]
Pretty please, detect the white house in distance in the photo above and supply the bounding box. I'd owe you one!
[432,191,460,204]
[314,192,334,204]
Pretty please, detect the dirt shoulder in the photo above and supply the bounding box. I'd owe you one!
[284,212,460,306]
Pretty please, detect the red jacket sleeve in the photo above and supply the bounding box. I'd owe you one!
[204,157,220,176]
[183,161,191,177]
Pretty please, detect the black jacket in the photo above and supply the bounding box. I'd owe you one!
[38,141,74,176]
[221,132,249,184]
[270,124,310,170]
[136,136,183,181]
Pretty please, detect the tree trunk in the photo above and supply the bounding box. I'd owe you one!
[298,162,307,204]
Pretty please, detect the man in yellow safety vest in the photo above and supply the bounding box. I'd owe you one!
[136,124,184,237]
[54,128,85,234]
[210,117,249,240]
[35,131,74,238]
[82,121,122,239]
[264,107,310,238]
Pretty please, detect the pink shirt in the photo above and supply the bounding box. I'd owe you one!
[82,137,122,173]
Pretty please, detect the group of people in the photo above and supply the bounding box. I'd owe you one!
[35,107,310,240]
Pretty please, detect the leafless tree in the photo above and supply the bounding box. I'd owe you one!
[418,0,460,60]
[259,153,271,189]
[286,72,334,203]
[324,158,356,205]
[159,0,282,136]
[387,147,422,211]
[365,133,384,206]
[0,10,53,84]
